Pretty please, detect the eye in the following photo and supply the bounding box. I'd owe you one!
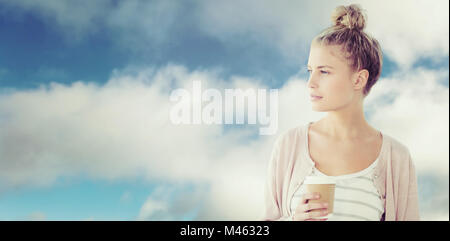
[320,70,329,74]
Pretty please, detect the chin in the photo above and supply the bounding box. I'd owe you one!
[311,106,327,112]
[311,103,333,112]
[311,98,346,112]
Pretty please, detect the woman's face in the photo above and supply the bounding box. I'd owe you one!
[307,41,360,112]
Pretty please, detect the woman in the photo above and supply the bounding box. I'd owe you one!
[262,4,420,221]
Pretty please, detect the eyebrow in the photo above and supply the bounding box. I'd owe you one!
[307,65,334,69]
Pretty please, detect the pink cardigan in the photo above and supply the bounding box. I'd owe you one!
[261,122,420,221]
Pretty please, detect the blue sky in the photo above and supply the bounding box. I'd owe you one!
[0,178,154,220]
[0,0,448,221]
[0,12,121,88]
[0,176,206,220]
[1,6,447,91]
[0,4,299,90]
[1,1,447,90]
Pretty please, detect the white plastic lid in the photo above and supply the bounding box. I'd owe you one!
[303,176,336,184]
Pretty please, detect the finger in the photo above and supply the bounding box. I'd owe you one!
[305,209,329,219]
[298,202,328,213]
[306,218,328,221]
[312,209,329,218]
[300,192,320,204]
[295,209,328,221]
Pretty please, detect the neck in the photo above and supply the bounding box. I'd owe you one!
[319,101,373,140]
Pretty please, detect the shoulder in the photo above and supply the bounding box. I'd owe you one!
[384,133,414,168]
[270,123,307,162]
[269,123,308,171]
[273,123,306,149]
[386,134,411,158]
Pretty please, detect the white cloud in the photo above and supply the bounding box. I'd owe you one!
[195,0,449,69]
[0,0,447,221]
[366,67,449,176]
[0,59,448,220]
[194,0,328,60]
[0,64,277,189]
[2,0,447,67]
[0,63,448,220]
[137,197,169,221]
[136,182,208,221]
[424,213,449,221]
[0,63,312,220]
[351,0,449,69]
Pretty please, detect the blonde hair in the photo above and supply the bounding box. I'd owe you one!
[313,4,383,97]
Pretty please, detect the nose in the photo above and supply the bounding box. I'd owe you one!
[307,72,318,89]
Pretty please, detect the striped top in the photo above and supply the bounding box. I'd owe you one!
[290,157,385,221]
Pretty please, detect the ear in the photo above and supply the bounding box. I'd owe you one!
[353,69,369,91]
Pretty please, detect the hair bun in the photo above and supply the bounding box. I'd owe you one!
[331,4,366,31]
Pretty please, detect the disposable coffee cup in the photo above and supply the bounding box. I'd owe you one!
[304,176,336,219]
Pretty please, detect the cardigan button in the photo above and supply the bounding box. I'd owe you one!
[374,174,378,179]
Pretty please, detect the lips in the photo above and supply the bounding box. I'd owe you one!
[310,94,323,101]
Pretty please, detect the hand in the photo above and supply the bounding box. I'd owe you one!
[292,192,329,221]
